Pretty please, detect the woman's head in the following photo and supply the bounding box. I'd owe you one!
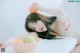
[28,20,47,32]
[25,13,47,32]
[25,13,57,39]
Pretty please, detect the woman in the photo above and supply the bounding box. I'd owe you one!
[0,3,80,53]
[25,3,80,53]
[25,3,70,39]
[25,3,77,39]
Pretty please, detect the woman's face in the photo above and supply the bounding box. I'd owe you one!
[28,20,47,32]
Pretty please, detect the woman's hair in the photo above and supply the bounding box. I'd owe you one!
[25,13,57,39]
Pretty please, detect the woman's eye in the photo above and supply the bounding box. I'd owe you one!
[33,23,36,30]
[33,28,35,30]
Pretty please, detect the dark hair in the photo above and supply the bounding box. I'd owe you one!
[25,13,57,39]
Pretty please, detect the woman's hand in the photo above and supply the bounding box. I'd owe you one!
[29,2,42,13]
[29,32,38,38]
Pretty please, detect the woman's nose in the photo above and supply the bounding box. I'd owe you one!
[36,26,42,31]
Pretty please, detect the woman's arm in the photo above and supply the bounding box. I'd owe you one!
[38,7,70,30]
[29,3,70,30]
[38,8,65,17]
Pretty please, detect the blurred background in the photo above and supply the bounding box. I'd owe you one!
[0,0,80,41]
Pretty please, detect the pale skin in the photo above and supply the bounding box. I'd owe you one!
[28,20,47,32]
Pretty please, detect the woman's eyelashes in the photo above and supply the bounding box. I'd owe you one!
[33,27,35,30]
[32,23,36,30]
